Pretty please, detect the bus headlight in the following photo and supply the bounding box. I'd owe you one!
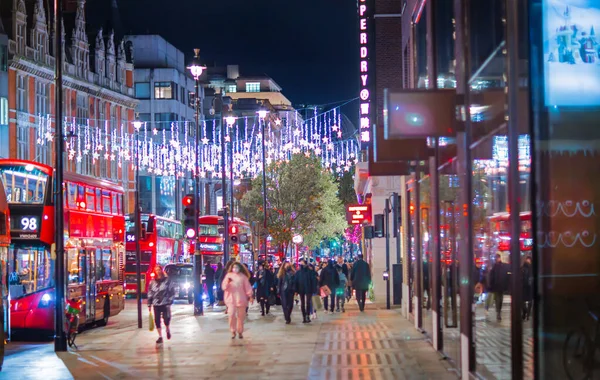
[39,293,53,308]
[183,282,191,290]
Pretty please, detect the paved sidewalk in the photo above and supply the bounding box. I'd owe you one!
[0,299,457,380]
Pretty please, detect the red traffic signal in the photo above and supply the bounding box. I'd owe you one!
[230,225,238,235]
[182,195,194,207]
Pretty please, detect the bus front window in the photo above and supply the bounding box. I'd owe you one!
[0,165,48,204]
[11,245,54,297]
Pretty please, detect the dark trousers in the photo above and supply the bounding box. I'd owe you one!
[323,293,336,312]
[299,293,312,317]
[355,289,367,311]
[494,292,504,314]
[207,282,215,305]
[153,305,171,329]
[281,292,294,322]
[260,298,271,315]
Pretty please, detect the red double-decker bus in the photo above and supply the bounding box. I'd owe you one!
[487,211,533,263]
[0,180,10,339]
[123,214,186,295]
[198,215,253,265]
[0,159,126,334]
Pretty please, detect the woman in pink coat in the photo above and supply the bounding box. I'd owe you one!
[221,262,254,339]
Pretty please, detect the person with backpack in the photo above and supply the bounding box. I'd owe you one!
[350,254,371,312]
[335,264,347,312]
[277,262,296,324]
[319,259,340,313]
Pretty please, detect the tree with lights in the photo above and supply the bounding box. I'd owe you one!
[240,153,346,256]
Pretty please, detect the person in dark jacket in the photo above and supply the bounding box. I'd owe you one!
[256,262,275,316]
[147,265,177,344]
[215,262,224,303]
[277,262,296,324]
[350,254,371,312]
[487,253,509,321]
[294,258,318,323]
[204,263,216,306]
[319,260,340,313]
[521,256,533,321]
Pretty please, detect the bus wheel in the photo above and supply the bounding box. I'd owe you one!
[97,298,110,327]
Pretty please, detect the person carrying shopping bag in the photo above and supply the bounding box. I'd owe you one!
[222,262,254,339]
[147,265,177,344]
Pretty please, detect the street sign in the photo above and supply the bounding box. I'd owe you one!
[346,204,372,225]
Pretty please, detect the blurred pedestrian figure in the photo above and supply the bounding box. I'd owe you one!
[294,258,318,323]
[335,264,347,313]
[215,262,224,303]
[204,263,216,306]
[487,253,509,321]
[350,254,371,312]
[308,263,321,320]
[277,262,296,324]
[147,265,176,344]
[319,260,340,313]
[521,256,533,321]
[222,262,254,339]
[345,262,353,301]
[256,262,275,316]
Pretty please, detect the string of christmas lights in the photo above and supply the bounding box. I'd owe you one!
[37,106,360,180]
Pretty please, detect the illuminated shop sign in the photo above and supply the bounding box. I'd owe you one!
[346,204,372,225]
[358,0,373,147]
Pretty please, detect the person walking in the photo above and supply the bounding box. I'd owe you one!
[277,262,296,324]
[350,253,371,312]
[487,253,509,321]
[521,256,533,321]
[256,262,275,316]
[294,258,318,323]
[319,260,340,313]
[147,265,177,344]
[335,264,347,313]
[215,262,224,303]
[204,263,216,306]
[345,262,353,301]
[221,262,254,339]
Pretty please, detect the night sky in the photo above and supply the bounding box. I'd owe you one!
[110,0,359,110]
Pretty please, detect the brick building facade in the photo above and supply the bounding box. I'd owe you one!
[0,0,137,212]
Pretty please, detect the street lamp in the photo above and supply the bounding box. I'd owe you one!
[225,113,236,221]
[187,48,206,316]
[257,106,269,259]
[132,119,144,327]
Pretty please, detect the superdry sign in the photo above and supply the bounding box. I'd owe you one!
[346,204,372,225]
[358,0,374,149]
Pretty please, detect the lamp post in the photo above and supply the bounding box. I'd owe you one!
[132,119,143,327]
[225,114,236,222]
[187,49,206,316]
[257,107,269,258]
[53,0,67,352]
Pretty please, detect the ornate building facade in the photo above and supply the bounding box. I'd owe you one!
[0,0,137,212]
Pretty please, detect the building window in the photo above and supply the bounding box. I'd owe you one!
[0,45,7,72]
[180,87,186,104]
[227,85,237,93]
[0,98,8,125]
[154,113,176,130]
[76,93,88,122]
[35,140,50,165]
[17,75,27,113]
[245,82,260,92]
[154,82,174,99]
[35,81,49,117]
[17,124,28,160]
[135,82,150,99]
[138,113,151,122]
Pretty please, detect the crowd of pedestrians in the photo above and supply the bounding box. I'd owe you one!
[147,253,371,343]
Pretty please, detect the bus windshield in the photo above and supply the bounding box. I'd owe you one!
[199,224,220,236]
[0,165,48,205]
[125,214,150,235]
[8,244,54,298]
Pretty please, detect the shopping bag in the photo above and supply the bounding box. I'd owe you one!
[312,295,323,310]
[148,310,155,332]
[320,285,331,298]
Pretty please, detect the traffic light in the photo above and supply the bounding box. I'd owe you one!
[229,224,238,243]
[410,203,415,215]
[183,194,196,238]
